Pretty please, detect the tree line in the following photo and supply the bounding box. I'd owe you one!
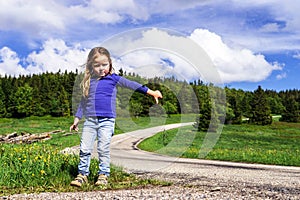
[0,70,299,130]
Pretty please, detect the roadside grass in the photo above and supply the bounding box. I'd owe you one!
[0,115,187,196]
[138,121,300,167]
[0,142,170,196]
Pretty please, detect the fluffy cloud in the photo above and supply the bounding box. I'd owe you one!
[190,29,283,83]
[26,39,88,74]
[107,28,282,84]
[0,39,88,76]
[293,52,300,59]
[0,47,27,76]
[276,72,287,80]
[1,0,300,53]
[103,28,220,83]
[0,0,66,36]
[85,0,148,22]
[0,28,284,85]
[0,0,147,39]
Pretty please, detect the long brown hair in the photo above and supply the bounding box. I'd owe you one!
[81,47,113,97]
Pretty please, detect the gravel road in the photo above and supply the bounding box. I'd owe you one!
[5,123,300,199]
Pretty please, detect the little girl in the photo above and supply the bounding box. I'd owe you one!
[70,47,162,187]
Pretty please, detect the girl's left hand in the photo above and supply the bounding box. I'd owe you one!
[147,89,163,104]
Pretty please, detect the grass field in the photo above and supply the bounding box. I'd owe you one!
[0,115,179,196]
[1,115,299,196]
[138,121,300,166]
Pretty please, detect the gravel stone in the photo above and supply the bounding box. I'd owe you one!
[5,170,300,200]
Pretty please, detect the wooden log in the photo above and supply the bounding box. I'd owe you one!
[28,133,50,140]
[0,135,6,141]
[3,132,18,141]
[7,133,31,143]
[0,129,65,144]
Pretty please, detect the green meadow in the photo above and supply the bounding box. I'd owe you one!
[0,115,175,196]
[138,120,300,166]
[1,115,299,196]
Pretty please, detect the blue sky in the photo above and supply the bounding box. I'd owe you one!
[0,0,299,91]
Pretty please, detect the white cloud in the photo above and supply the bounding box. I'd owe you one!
[293,52,300,59]
[190,29,283,83]
[26,39,88,74]
[102,28,220,83]
[0,39,88,76]
[276,72,287,80]
[138,0,209,15]
[1,0,300,54]
[263,0,300,33]
[0,28,284,85]
[89,0,148,22]
[0,0,148,39]
[0,47,27,76]
[113,49,195,81]
[259,23,281,33]
[224,0,300,52]
[102,28,282,84]
[0,0,66,36]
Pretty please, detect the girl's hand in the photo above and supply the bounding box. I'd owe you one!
[70,117,80,132]
[147,89,163,104]
[70,124,79,132]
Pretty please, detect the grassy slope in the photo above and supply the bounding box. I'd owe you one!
[138,121,300,166]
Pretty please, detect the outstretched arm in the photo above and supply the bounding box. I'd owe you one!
[116,75,162,104]
[147,89,163,104]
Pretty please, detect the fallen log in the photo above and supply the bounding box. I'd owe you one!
[0,130,65,144]
[2,132,18,141]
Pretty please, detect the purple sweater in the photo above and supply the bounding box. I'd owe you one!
[75,73,149,119]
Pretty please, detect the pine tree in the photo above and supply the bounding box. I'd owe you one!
[225,87,242,124]
[250,86,272,125]
[193,86,219,132]
[13,84,34,118]
[0,79,7,117]
[280,95,299,122]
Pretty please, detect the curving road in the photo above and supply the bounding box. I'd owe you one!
[109,122,300,197]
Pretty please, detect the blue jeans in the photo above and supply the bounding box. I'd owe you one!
[78,117,115,176]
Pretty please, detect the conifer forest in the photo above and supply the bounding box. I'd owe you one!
[0,69,299,131]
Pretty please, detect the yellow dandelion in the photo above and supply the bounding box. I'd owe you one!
[32,173,35,177]
[40,170,46,175]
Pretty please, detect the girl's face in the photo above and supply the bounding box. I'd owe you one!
[93,54,110,77]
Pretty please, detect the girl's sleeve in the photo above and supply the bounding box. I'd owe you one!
[115,74,149,94]
[75,97,85,119]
